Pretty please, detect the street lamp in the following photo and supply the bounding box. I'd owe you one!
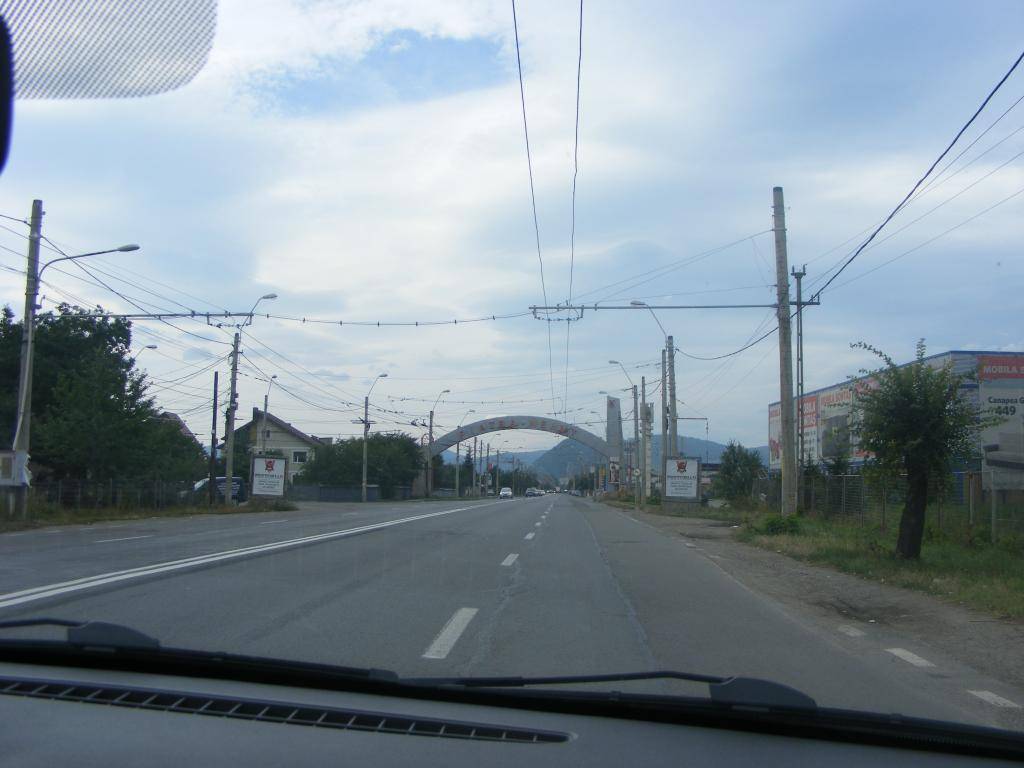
[244,292,278,327]
[260,375,278,454]
[630,300,667,339]
[426,389,450,497]
[608,360,634,387]
[11,232,140,515]
[135,344,158,357]
[362,373,388,502]
[454,409,475,499]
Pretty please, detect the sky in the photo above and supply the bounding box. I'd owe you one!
[1,0,1023,457]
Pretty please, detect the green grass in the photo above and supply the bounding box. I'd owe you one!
[739,514,1024,618]
[0,498,283,534]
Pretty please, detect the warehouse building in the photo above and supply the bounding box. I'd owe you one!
[768,350,1024,490]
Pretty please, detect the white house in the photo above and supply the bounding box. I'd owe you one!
[235,408,328,483]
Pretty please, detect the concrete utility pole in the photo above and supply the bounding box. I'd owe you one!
[667,334,678,459]
[661,348,668,495]
[495,448,501,492]
[640,376,649,503]
[362,396,371,502]
[427,410,434,497]
[223,331,241,503]
[209,371,218,508]
[773,186,797,516]
[632,384,640,509]
[792,264,807,508]
[472,436,478,496]
[485,443,490,494]
[455,442,460,498]
[11,199,42,519]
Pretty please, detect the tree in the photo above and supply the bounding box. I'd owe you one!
[296,433,422,499]
[2,304,206,481]
[853,340,980,559]
[713,441,764,500]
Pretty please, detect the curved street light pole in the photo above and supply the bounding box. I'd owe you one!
[454,409,475,498]
[426,388,450,497]
[12,216,139,518]
[260,375,278,454]
[362,373,388,502]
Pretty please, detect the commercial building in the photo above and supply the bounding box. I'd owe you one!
[769,350,1024,489]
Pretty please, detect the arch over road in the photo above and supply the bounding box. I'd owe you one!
[429,415,610,458]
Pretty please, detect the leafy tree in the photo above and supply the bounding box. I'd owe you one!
[853,340,980,559]
[1,304,206,481]
[296,433,422,498]
[712,441,764,500]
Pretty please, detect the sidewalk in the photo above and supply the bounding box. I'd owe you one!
[610,505,1024,693]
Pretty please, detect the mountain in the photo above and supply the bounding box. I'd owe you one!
[530,435,769,480]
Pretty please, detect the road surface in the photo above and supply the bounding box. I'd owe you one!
[0,494,1021,731]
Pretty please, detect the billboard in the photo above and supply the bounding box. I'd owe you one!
[665,457,700,500]
[768,403,781,470]
[979,355,1024,490]
[252,456,287,497]
[799,394,819,465]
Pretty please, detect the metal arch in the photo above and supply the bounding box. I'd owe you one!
[429,415,611,458]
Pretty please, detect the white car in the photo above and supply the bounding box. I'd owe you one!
[499,487,513,499]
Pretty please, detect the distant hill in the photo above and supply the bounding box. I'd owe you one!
[530,435,769,480]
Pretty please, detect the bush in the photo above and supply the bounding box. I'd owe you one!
[758,514,801,536]
[248,497,299,513]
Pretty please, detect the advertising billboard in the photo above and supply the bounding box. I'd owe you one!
[979,355,1024,490]
[665,457,700,500]
[252,456,287,497]
[768,403,781,470]
[799,394,819,465]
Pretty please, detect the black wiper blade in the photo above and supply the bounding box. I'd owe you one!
[0,618,160,650]
[406,670,817,711]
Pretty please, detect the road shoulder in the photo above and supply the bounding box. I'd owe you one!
[601,502,1024,693]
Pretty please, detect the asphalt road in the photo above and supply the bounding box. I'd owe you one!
[0,494,1021,732]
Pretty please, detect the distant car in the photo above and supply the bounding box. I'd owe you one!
[499,487,513,499]
[524,487,542,497]
[186,476,247,503]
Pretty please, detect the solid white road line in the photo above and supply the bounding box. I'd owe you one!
[0,502,502,611]
[968,690,1022,708]
[501,553,519,567]
[422,607,478,660]
[886,648,935,667]
[524,532,535,540]
[258,519,289,525]
[93,535,153,544]
[837,625,866,638]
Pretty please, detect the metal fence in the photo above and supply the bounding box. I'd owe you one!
[751,471,1024,543]
[25,479,202,511]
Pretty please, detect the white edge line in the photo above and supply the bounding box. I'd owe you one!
[968,690,1021,708]
[0,502,502,610]
[422,607,478,659]
[886,647,935,667]
[93,535,153,544]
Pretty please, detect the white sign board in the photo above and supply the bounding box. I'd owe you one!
[665,457,700,500]
[252,456,287,497]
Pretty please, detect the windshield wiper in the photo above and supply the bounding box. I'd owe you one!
[405,670,817,710]
[0,617,160,650]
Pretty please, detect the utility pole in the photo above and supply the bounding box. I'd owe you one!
[455,442,460,498]
[223,331,241,504]
[427,410,435,497]
[209,371,218,507]
[792,264,807,510]
[631,384,639,509]
[472,436,478,497]
[773,186,797,516]
[667,333,678,459]
[661,348,668,495]
[11,199,43,519]
[640,376,648,504]
[495,448,500,492]
[361,395,371,502]
[485,443,490,495]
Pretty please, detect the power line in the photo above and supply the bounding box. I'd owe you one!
[511,0,558,419]
[812,47,1024,300]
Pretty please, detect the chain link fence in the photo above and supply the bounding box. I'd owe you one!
[751,471,1024,543]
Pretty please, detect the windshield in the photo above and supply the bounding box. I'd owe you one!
[1,0,1023,739]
